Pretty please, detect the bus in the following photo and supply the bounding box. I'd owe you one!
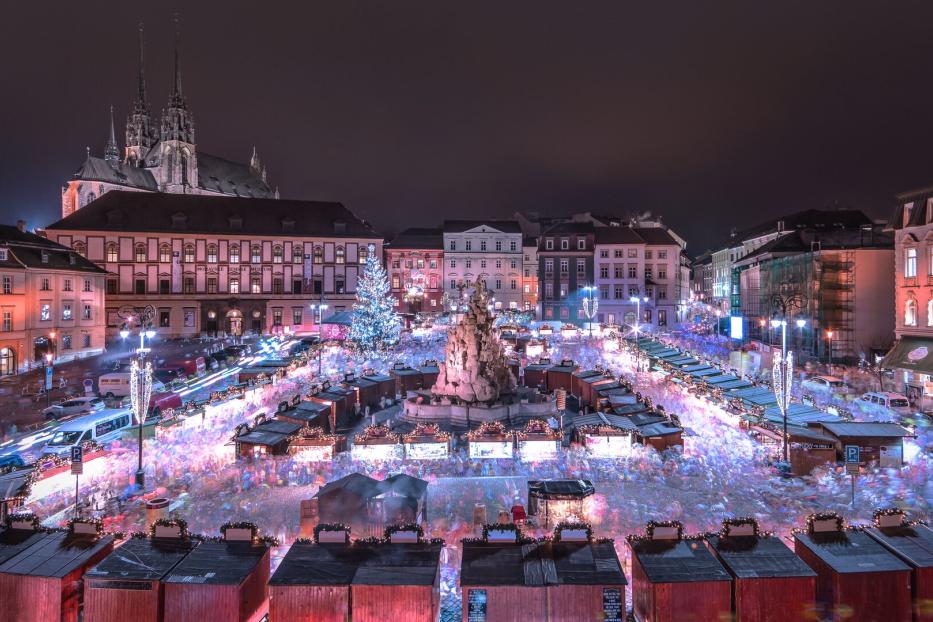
[43,408,134,456]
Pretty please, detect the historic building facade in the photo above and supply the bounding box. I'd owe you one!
[386,228,444,315]
[0,224,107,374]
[46,192,381,338]
[443,221,523,310]
[521,237,538,315]
[61,25,277,219]
[537,222,596,323]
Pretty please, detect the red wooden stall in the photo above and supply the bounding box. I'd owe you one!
[361,370,396,401]
[628,520,731,622]
[865,508,933,622]
[546,360,579,395]
[419,360,441,389]
[793,511,913,622]
[571,368,604,400]
[391,363,424,394]
[342,372,380,411]
[0,519,114,622]
[162,524,271,622]
[269,527,442,622]
[706,518,816,622]
[522,358,552,391]
[84,529,199,622]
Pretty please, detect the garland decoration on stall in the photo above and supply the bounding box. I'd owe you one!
[354,424,400,444]
[467,421,508,440]
[515,419,560,440]
[313,523,350,544]
[384,523,425,541]
[552,521,593,542]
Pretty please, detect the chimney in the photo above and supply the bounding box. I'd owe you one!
[16,220,25,232]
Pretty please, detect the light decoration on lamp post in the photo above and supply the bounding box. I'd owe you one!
[119,305,157,490]
[771,318,801,463]
[581,286,598,339]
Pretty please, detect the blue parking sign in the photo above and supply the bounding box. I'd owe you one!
[45,366,53,390]
[845,445,860,464]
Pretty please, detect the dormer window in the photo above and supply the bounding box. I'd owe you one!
[0,248,8,261]
[281,218,295,233]
[333,220,347,235]
[69,254,76,265]
[171,212,187,229]
[41,251,49,264]
[228,215,243,230]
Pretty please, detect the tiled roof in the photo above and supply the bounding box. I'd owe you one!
[46,191,381,239]
[0,225,105,273]
[388,228,443,249]
[73,156,159,191]
[196,152,275,198]
[443,220,522,234]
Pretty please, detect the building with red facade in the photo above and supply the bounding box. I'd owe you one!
[386,228,444,316]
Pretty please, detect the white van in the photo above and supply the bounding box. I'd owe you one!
[43,408,134,456]
[98,372,165,398]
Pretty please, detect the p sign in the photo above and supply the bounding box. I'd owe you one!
[845,445,860,464]
[70,445,83,475]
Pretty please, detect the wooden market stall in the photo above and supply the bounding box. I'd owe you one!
[83,527,200,622]
[306,384,354,432]
[276,399,331,429]
[313,473,429,538]
[466,422,514,460]
[864,508,933,622]
[361,370,396,401]
[522,358,552,390]
[793,511,913,622]
[0,519,115,622]
[287,426,347,461]
[418,360,441,389]
[162,524,271,622]
[341,372,380,411]
[515,419,562,461]
[546,359,579,395]
[814,422,913,467]
[526,480,594,528]
[352,424,403,461]
[706,518,816,622]
[391,363,424,394]
[402,423,451,460]
[232,418,302,458]
[460,523,626,622]
[570,368,605,400]
[269,528,442,622]
[628,520,732,622]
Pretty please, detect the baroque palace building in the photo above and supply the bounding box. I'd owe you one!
[60,24,278,219]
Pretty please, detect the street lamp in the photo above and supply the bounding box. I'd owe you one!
[826,330,834,371]
[124,308,156,491]
[770,318,803,464]
[581,286,598,338]
[309,303,329,329]
[44,352,53,407]
[630,295,648,371]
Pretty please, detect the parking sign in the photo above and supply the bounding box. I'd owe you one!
[70,446,83,475]
[845,445,860,464]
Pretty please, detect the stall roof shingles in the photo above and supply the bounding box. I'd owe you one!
[460,541,625,586]
[794,531,911,574]
[707,535,816,579]
[164,540,269,585]
[629,539,731,583]
[269,542,442,586]
[86,537,199,581]
[0,531,114,578]
[0,529,49,565]
[866,524,933,569]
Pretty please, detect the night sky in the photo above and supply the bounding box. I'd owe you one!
[4,1,933,253]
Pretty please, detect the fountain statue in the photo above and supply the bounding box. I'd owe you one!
[432,283,516,402]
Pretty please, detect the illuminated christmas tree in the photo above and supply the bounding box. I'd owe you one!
[349,245,401,353]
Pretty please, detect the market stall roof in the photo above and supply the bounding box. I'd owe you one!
[573,369,604,380]
[866,523,933,569]
[86,537,199,581]
[165,540,269,585]
[548,360,579,373]
[523,359,553,371]
[460,541,625,586]
[635,422,683,438]
[648,349,681,359]
[681,364,714,373]
[322,311,354,326]
[0,530,114,578]
[691,368,721,378]
[391,365,421,377]
[315,473,428,502]
[882,336,933,374]
[717,380,754,391]
[281,401,331,424]
[629,538,732,584]
[702,374,740,385]
[610,403,651,417]
[818,422,913,438]
[0,528,48,565]
[730,386,773,399]
[794,531,911,574]
[762,404,839,426]
[0,467,34,503]
[362,372,393,383]
[666,357,699,367]
[707,535,816,579]
[527,479,595,500]
[270,541,442,587]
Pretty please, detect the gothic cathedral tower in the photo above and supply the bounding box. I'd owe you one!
[158,17,197,193]
[125,24,159,166]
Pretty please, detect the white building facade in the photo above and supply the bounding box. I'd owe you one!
[443,221,523,310]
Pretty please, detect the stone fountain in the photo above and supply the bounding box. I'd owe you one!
[402,283,554,429]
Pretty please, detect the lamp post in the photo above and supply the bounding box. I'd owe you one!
[581,286,598,338]
[795,318,806,359]
[309,303,329,332]
[771,317,803,463]
[126,310,156,491]
[630,295,648,371]
[44,352,53,408]
[826,330,834,371]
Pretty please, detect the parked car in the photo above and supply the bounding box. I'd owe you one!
[98,372,166,398]
[857,392,914,418]
[119,390,183,421]
[801,375,852,394]
[157,356,206,377]
[0,453,26,469]
[153,368,186,386]
[43,408,134,456]
[42,396,105,421]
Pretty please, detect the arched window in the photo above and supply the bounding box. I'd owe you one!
[927,298,933,327]
[72,241,86,257]
[905,297,918,326]
[313,246,323,264]
[272,245,283,264]
[359,245,368,264]
[335,246,345,264]
[183,244,195,263]
[293,244,303,264]
[251,245,262,264]
[180,150,190,186]
[906,247,918,278]
[134,243,147,263]
[207,244,218,263]
[159,244,172,263]
[106,242,118,263]
[229,244,240,264]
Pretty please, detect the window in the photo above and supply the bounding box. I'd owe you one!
[336,247,345,264]
[545,307,554,319]
[82,334,91,348]
[207,277,218,294]
[658,288,667,301]
[293,279,302,294]
[292,308,302,325]
[229,277,240,294]
[450,279,456,289]
[62,303,72,321]
[577,238,586,250]
[560,307,569,319]
[293,245,303,264]
[466,240,472,251]
[600,250,609,258]
[133,244,145,263]
[183,244,195,263]
[495,240,501,251]
[629,286,638,297]
[658,266,667,279]
[545,239,554,250]
[628,249,637,258]
[40,251,48,264]
[159,310,170,328]
[510,279,517,290]
[658,310,667,326]
[524,269,530,278]
[183,277,195,294]
[159,279,169,295]
[135,279,146,295]
[481,260,487,269]
[73,241,86,257]
[82,304,91,320]
[40,303,50,321]
[645,266,653,279]
[466,259,472,269]
[251,277,261,294]
[449,259,456,269]
[207,244,218,263]
[272,309,283,325]
[1,276,10,295]
[0,249,6,261]
[62,335,72,350]
[658,250,667,259]
[614,285,624,299]
[429,259,437,269]
[406,259,413,269]
[544,259,554,273]
[495,259,501,269]
[906,248,918,278]
[928,299,933,327]
[251,245,262,263]
[560,259,568,274]
[83,279,91,292]
[577,261,586,277]
[510,240,517,251]
[495,279,502,289]
[272,245,283,264]
[2,311,11,332]
[359,246,369,264]
[229,245,240,263]
[273,277,283,294]
[106,243,118,262]
[645,309,652,323]
[159,244,171,263]
[313,280,322,294]
[906,298,918,326]
[544,283,554,298]
[614,249,623,258]
[645,250,653,260]
[336,279,345,294]
[614,265,624,279]
[510,259,517,269]
[392,275,400,289]
[561,238,569,250]
[40,278,50,291]
[524,283,531,293]
[449,240,456,251]
[63,279,72,292]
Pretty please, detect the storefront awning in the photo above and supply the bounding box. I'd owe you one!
[882,337,933,374]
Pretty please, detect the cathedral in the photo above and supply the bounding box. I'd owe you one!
[61,24,278,219]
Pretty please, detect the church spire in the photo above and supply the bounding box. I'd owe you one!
[168,13,186,108]
[126,22,158,163]
[104,106,120,165]
[136,22,147,107]
[161,13,194,144]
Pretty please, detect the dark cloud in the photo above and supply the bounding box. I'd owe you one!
[3,1,933,251]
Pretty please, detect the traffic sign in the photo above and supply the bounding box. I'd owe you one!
[845,445,860,464]
[70,446,83,475]
[846,463,859,475]
[45,366,53,391]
